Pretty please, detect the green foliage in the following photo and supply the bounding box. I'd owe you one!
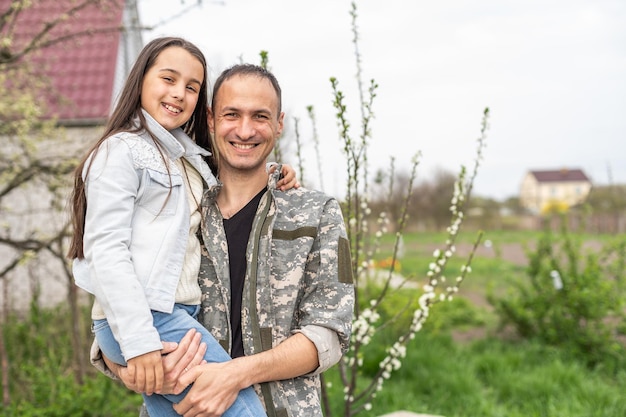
[0,306,143,417]
[0,372,142,417]
[359,274,487,335]
[324,331,626,417]
[3,230,625,416]
[585,184,626,214]
[425,297,487,333]
[488,219,626,369]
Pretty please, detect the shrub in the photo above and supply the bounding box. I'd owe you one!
[488,217,626,370]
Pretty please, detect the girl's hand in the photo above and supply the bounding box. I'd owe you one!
[103,333,205,396]
[126,351,164,395]
[275,164,300,191]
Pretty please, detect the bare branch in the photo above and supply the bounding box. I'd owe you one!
[1,0,123,65]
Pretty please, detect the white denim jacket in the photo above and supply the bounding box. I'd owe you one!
[73,110,217,361]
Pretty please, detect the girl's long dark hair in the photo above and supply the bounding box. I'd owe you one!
[67,37,212,259]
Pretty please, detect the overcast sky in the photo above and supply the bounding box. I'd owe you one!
[137,0,626,201]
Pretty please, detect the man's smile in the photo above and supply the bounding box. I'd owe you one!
[231,143,257,150]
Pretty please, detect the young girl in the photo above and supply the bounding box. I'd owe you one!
[68,37,294,417]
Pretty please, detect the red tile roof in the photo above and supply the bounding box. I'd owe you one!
[530,168,590,183]
[2,0,124,124]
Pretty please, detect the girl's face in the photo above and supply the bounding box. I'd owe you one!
[140,46,204,131]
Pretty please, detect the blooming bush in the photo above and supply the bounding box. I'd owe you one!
[308,4,489,415]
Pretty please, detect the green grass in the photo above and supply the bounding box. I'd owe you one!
[376,229,617,253]
[324,332,626,417]
[0,305,144,417]
[1,230,624,416]
[333,229,626,417]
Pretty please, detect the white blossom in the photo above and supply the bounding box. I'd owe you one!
[550,270,563,290]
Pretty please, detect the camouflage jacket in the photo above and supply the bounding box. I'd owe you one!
[197,167,354,417]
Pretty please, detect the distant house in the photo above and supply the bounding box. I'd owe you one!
[519,168,592,214]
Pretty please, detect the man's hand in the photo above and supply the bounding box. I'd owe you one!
[161,328,207,394]
[102,355,140,393]
[173,333,318,416]
[173,361,243,417]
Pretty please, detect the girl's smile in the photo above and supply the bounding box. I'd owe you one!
[140,46,204,131]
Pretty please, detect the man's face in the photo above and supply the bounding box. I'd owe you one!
[210,75,284,174]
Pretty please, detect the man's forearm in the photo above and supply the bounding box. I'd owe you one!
[234,332,318,387]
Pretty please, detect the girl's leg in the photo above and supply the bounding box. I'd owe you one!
[94,307,267,416]
[93,319,126,366]
[143,393,183,417]
[153,304,267,417]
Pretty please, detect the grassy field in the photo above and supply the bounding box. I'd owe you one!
[324,332,626,417]
[1,230,624,416]
[323,229,626,417]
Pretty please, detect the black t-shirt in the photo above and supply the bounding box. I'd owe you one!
[222,188,265,358]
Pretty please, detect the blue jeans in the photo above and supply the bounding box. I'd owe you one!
[93,303,266,417]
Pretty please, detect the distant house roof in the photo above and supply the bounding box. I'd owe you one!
[530,168,590,183]
[2,0,125,125]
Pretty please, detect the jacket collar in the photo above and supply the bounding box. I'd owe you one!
[140,109,211,160]
[202,163,281,208]
[267,163,282,191]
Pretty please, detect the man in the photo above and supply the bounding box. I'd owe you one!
[167,64,353,416]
